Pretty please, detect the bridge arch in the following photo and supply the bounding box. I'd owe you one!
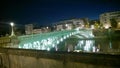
[18,29,94,52]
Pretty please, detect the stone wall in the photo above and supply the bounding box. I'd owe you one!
[0,48,120,68]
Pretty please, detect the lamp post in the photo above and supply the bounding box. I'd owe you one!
[10,22,15,37]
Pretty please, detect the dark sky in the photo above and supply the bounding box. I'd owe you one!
[0,0,120,25]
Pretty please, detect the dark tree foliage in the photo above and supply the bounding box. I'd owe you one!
[110,18,117,28]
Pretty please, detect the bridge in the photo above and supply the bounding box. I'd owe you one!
[17,29,94,52]
[1,29,120,68]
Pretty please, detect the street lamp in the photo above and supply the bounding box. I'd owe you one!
[10,22,15,37]
[46,27,48,29]
[65,24,68,27]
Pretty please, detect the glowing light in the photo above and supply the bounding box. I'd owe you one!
[46,27,48,29]
[75,28,79,31]
[42,46,45,50]
[57,40,60,44]
[33,41,40,48]
[60,38,63,42]
[118,22,120,28]
[10,22,14,26]
[47,38,52,45]
[91,25,94,29]
[65,24,68,27]
[47,48,50,51]
[104,24,110,29]
[74,50,81,52]
[75,39,94,52]
[52,44,55,47]
[68,48,70,52]
[23,43,33,49]
[93,46,96,52]
[55,46,58,51]
[70,33,72,36]
[29,43,33,49]
[43,39,47,45]
[84,40,93,52]
[64,36,66,39]
[67,35,69,38]
[37,46,41,50]
[97,49,99,52]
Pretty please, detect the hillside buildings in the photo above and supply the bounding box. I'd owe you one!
[25,18,89,35]
[25,24,50,35]
[54,18,89,31]
[9,11,120,35]
[100,11,120,29]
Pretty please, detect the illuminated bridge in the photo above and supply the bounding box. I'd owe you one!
[1,29,120,68]
[17,29,94,52]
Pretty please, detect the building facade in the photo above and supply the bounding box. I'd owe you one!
[33,29,42,34]
[100,11,120,29]
[25,24,51,34]
[25,24,33,35]
[55,18,88,31]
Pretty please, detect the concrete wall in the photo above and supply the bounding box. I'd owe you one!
[0,48,120,68]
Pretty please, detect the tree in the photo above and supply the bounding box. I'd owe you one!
[110,18,117,28]
[94,22,99,29]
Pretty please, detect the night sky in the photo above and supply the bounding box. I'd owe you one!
[0,0,120,25]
